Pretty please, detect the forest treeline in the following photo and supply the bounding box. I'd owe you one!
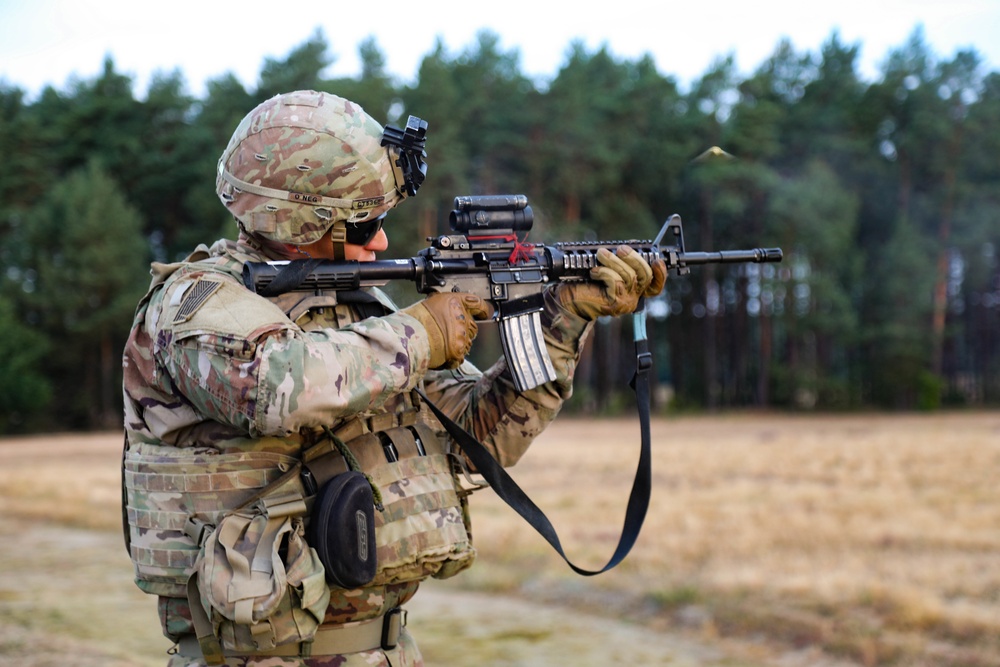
[1,27,998,432]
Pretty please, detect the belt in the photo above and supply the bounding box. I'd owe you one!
[176,608,406,659]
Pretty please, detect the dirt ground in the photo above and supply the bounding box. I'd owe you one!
[1,413,998,666]
[0,516,789,667]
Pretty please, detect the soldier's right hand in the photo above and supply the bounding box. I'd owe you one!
[402,292,494,369]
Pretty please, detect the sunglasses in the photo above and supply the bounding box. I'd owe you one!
[344,216,384,246]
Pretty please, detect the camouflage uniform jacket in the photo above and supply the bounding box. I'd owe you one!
[122,237,592,664]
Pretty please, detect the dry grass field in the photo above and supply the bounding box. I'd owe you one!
[0,412,997,666]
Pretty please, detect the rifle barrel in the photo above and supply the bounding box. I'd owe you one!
[677,248,783,265]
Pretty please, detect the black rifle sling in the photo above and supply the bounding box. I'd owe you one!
[416,312,652,576]
[256,258,323,297]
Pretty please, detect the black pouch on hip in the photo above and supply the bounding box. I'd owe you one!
[307,471,377,589]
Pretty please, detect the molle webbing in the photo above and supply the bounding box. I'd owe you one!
[368,446,474,584]
[302,406,421,484]
[125,395,472,597]
[329,422,474,585]
[124,447,300,597]
[301,413,475,585]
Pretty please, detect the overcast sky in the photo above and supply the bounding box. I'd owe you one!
[1,0,998,100]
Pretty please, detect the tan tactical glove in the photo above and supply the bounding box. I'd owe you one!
[402,292,494,369]
[555,245,668,320]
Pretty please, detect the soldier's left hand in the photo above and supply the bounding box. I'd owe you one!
[554,245,667,320]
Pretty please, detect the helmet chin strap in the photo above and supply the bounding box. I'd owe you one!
[330,221,347,260]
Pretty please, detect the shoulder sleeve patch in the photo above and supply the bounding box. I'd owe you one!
[173,278,223,324]
[169,277,292,341]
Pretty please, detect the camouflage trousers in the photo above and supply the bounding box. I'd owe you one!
[166,627,423,667]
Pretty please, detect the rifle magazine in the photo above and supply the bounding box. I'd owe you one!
[500,311,558,392]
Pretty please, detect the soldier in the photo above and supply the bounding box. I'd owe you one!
[122,90,666,666]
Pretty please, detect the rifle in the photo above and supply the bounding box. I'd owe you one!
[243,194,782,392]
[242,194,782,575]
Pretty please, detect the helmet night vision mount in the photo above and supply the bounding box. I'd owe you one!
[381,115,428,198]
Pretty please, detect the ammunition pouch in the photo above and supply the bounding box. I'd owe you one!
[368,432,477,584]
[186,468,330,663]
[302,418,477,586]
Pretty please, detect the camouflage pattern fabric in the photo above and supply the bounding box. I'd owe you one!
[123,235,593,664]
[165,627,422,667]
[217,91,405,245]
[125,445,304,597]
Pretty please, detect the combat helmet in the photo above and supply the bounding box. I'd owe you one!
[217,90,427,256]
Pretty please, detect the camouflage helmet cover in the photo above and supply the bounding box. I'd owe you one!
[217,90,409,245]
